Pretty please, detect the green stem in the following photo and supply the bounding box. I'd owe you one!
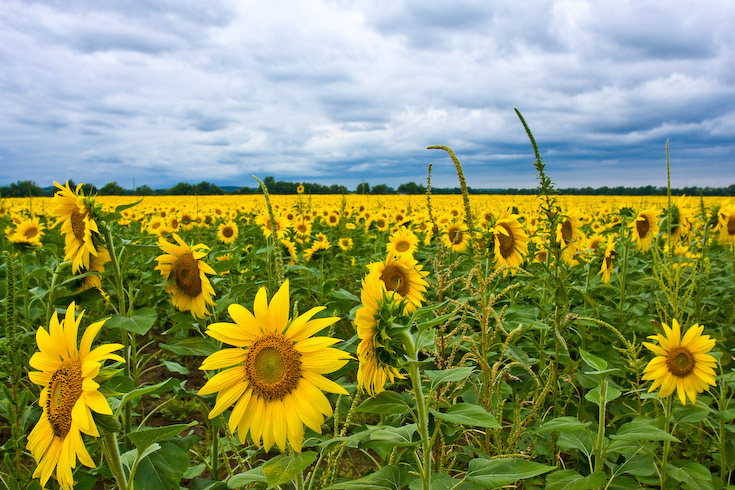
[594,377,607,473]
[101,432,128,490]
[408,359,431,490]
[661,397,673,487]
[617,229,631,325]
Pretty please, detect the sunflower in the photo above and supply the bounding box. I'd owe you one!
[642,319,717,405]
[297,184,305,194]
[492,211,528,275]
[386,228,418,258]
[155,233,216,319]
[556,210,585,266]
[355,267,407,395]
[146,216,166,236]
[338,237,354,251]
[217,221,239,245]
[367,254,429,313]
[27,302,123,490]
[598,236,616,284]
[717,203,735,245]
[631,208,660,252]
[198,280,351,452]
[442,222,470,252]
[668,196,694,243]
[51,181,100,273]
[8,215,44,246]
[255,213,285,239]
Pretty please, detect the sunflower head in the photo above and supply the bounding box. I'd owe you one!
[630,208,661,252]
[492,211,529,275]
[51,181,102,273]
[642,319,717,405]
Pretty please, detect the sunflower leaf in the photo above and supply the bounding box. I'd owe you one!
[611,420,681,442]
[430,403,501,428]
[323,464,410,489]
[227,467,266,488]
[355,391,408,415]
[425,367,475,391]
[106,307,158,335]
[127,421,197,453]
[262,451,317,489]
[465,458,554,488]
[545,469,607,490]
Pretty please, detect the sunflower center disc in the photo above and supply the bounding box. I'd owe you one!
[24,227,39,238]
[246,333,302,401]
[70,208,87,241]
[728,219,735,236]
[47,359,83,438]
[448,227,463,245]
[395,240,411,253]
[173,252,203,297]
[636,218,650,239]
[222,227,234,238]
[497,224,515,258]
[666,346,695,377]
[380,264,409,297]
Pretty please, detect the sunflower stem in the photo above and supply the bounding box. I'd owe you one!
[404,331,431,490]
[660,396,673,487]
[101,432,129,490]
[593,377,607,473]
[617,221,631,326]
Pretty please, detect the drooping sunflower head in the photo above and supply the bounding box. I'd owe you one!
[367,254,429,313]
[492,211,529,275]
[198,280,351,452]
[27,302,123,490]
[630,208,661,252]
[598,236,617,284]
[155,233,216,319]
[51,181,101,273]
[642,319,717,405]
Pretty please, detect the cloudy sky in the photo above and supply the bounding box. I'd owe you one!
[1,0,733,191]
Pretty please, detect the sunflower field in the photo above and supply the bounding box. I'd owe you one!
[1,144,735,490]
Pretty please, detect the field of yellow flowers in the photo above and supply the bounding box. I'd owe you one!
[2,170,735,489]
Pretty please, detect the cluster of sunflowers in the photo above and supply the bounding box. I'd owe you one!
[4,181,734,489]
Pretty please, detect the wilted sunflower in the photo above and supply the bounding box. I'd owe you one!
[155,233,216,319]
[51,181,100,273]
[387,228,418,258]
[631,208,660,252]
[217,221,239,245]
[355,267,407,395]
[492,211,529,275]
[198,280,351,452]
[367,254,429,313]
[717,203,735,245]
[27,302,123,490]
[8,215,44,246]
[642,319,717,405]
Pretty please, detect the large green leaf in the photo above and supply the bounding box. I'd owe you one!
[227,467,266,488]
[263,451,317,489]
[160,337,219,356]
[466,458,554,488]
[545,470,606,490]
[425,367,475,390]
[666,461,714,490]
[557,430,594,458]
[611,420,680,442]
[117,378,181,414]
[127,422,197,453]
[537,416,591,433]
[371,424,419,446]
[430,403,501,428]
[579,349,607,371]
[105,307,158,335]
[134,442,190,490]
[585,384,621,407]
[324,465,410,489]
[355,391,408,415]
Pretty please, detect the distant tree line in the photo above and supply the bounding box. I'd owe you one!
[2,179,734,197]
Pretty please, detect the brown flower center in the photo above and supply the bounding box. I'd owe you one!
[173,252,203,297]
[636,217,650,239]
[70,208,87,241]
[395,240,411,253]
[245,333,301,401]
[380,264,410,297]
[728,218,735,236]
[222,226,234,238]
[496,224,515,258]
[561,219,573,244]
[47,359,83,438]
[665,346,695,377]
[448,226,463,245]
[24,226,39,238]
